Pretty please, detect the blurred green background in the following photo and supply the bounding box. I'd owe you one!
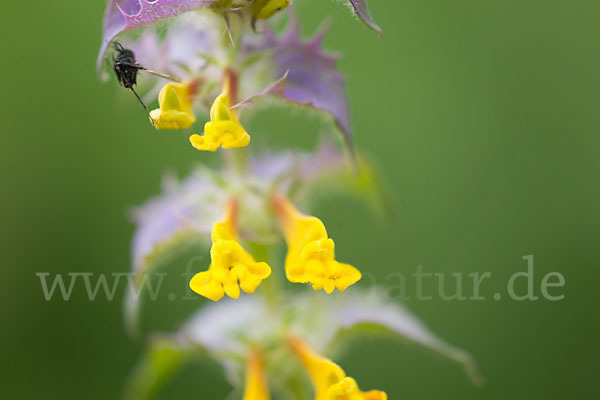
[1,0,599,398]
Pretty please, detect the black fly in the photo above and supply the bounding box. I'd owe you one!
[112,42,153,124]
[112,42,142,90]
[111,42,179,126]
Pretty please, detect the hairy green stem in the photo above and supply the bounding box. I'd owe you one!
[249,242,283,311]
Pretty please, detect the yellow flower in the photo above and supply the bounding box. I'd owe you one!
[325,377,387,400]
[189,72,250,151]
[149,82,196,130]
[288,336,387,400]
[252,0,291,20]
[189,199,271,301]
[273,195,361,293]
[243,349,270,400]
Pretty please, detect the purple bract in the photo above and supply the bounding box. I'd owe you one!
[258,22,354,151]
[97,0,219,75]
[347,0,381,35]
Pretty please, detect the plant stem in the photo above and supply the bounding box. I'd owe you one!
[249,242,283,311]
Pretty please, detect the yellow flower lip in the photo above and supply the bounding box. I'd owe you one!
[288,336,387,400]
[189,198,271,301]
[150,81,197,130]
[189,70,251,151]
[273,195,361,293]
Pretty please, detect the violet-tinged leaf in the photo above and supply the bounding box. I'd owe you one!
[254,23,355,153]
[328,294,484,386]
[173,292,481,388]
[296,144,391,217]
[233,72,289,108]
[97,0,219,76]
[131,170,225,272]
[124,232,209,338]
[124,169,226,336]
[127,24,217,80]
[345,0,382,35]
[180,297,275,385]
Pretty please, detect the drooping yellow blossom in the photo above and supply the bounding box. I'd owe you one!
[252,0,291,20]
[243,349,270,400]
[149,81,197,129]
[288,336,387,400]
[189,199,271,301]
[189,72,250,151]
[273,195,361,293]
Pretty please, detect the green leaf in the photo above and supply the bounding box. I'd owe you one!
[122,335,205,400]
[124,232,210,338]
[326,296,484,387]
[297,149,392,219]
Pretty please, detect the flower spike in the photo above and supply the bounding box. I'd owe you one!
[273,195,361,293]
[288,336,387,400]
[190,198,271,301]
[189,70,251,151]
[150,81,197,130]
[243,349,270,400]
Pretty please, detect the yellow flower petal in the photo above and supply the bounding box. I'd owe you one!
[189,199,271,301]
[273,195,361,293]
[189,271,224,302]
[288,337,387,400]
[253,0,291,20]
[289,336,345,398]
[150,82,196,130]
[325,378,387,400]
[190,72,250,151]
[243,349,270,400]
